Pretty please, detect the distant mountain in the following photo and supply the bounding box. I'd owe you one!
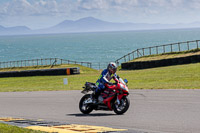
[0,25,31,35]
[43,17,122,33]
[42,17,200,34]
[1,17,200,35]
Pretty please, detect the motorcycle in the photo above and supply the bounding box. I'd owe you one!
[79,77,130,115]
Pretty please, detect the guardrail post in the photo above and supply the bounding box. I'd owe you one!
[178,43,180,52]
[196,40,199,49]
[116,61,119,67]
[187,41,190,50]
[124,56,126,62]
[156,46,158,54]
[142,48,145,56]
[163,45,165,53]
[171,44,173,52]
[149,47,151,55]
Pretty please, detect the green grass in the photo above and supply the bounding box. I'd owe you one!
[0,64,99,92]
[0,62,200,91]
[0,123,44,133]
[0,64,97,74]
[131,48,200,62]
[118,63,200,89]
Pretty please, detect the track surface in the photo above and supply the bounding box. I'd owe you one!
[0,89,200,133]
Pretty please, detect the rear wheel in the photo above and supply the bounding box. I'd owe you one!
[79,94,93,114]
[113,96,130,115]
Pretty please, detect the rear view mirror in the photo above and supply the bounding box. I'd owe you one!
[124,79,128,84]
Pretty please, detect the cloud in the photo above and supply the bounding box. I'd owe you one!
[0,0,200,29]
[188,0,200,9]
[0,0,60,16]
[33,0,59,16]
[7,0,36,16]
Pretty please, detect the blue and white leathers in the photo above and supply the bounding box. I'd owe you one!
[95,69,117,93]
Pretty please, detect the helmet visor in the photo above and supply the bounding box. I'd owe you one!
[110,68,117,74]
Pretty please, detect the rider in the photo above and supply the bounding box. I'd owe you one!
[93,62,118,102]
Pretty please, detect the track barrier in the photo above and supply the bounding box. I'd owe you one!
[0,67,80,78]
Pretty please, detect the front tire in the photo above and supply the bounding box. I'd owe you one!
[79,94,93,114]
[113,96,130,115]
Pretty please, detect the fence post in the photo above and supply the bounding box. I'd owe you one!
[178,43,180,52]
[196,40,199,49]
[116,61,119,67]
[156,46,158,54]
[124,56,126,62]
[33,59,34,66]
[90,63,92,68]
[149,47,151,55]
[142,48,145,56]
[170,44,173,52]
[187,41,190,50]
[163,45,165,53]
[137,49,142,57]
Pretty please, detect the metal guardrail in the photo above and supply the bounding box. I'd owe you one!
[0,58,109,70]
[0,58,91,69]
[2,40,198,70]
[115,40,200,66]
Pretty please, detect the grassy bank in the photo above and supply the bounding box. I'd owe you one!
[0,123,44,133]
[131,48,200,62]
[0,62,200,92]
[0,64,97,74]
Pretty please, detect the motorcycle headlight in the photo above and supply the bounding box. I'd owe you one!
[120,84,129,92]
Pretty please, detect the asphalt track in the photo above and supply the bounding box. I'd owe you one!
[0,89,200,133]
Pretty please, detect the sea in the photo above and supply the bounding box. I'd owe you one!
[0,28,200,68]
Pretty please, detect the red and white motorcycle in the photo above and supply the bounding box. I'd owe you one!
[79,77,130,115]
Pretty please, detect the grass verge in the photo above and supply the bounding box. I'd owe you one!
[0,123,44,133]
[131,48,200,62]
[0,62,200,91]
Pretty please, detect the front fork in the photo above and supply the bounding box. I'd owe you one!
[116,93,128,105]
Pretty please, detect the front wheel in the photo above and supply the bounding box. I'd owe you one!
[113,96,130,115]
[79,94,93,114]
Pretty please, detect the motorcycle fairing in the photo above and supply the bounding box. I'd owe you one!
[103,95,115,110]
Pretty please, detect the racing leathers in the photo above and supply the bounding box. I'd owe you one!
[94,69,117,100]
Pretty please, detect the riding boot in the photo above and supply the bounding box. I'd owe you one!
[93,90,101,103]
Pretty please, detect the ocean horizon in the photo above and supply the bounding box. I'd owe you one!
[0,28,200,66]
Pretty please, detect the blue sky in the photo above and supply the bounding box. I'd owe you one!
[0,0,200,29]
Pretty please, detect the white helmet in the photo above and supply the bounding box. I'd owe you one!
[107,62,117,74]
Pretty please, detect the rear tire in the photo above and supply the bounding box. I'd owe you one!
[79,94,93,114]
[113,96,130,115]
